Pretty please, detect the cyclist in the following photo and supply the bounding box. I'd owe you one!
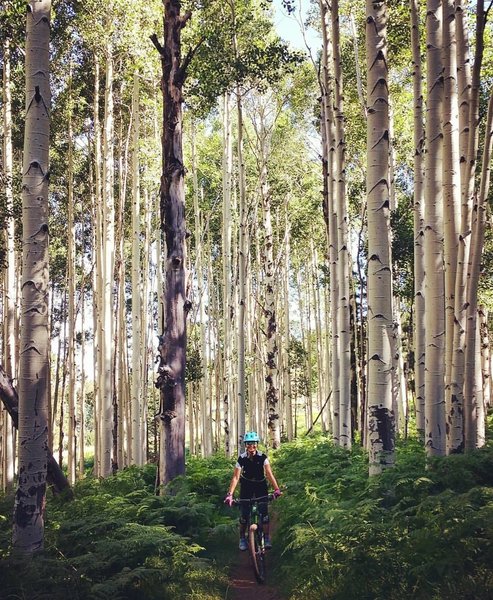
[224,431,282,551]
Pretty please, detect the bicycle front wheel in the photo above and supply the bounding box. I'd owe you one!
[248,524,265,584]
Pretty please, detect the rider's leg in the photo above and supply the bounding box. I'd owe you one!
[238,504,249,549]
[260,504,271,547]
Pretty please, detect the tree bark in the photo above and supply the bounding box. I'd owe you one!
[13,0,52,553]
[424,0,446,456]
[154,0,191,486]
[366,0,395,475]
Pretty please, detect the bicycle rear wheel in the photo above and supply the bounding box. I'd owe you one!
[248,525,266,583]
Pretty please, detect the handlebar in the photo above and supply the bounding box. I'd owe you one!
[232,494,275,506]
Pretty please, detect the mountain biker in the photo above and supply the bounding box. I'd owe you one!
[224,431,282,551]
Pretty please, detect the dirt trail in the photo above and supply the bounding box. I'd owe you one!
[224,515,285,600]
[224,550,284,600]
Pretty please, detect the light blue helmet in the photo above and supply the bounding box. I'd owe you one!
[244,431,260,443]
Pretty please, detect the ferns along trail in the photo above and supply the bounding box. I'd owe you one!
[1,435,493,599]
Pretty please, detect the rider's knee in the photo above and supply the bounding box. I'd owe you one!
[261,514,270,524]
[239,515,248,525]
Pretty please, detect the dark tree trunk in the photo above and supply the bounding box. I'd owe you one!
[0,365,71,496]
[152,0,191,485]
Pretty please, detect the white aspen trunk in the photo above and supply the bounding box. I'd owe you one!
[255,103,281,448]
[13,0,51,553]
[464,91,493,450]
[349,13,367,119]
[424,0,446,457]
[92,55,103,476]
[410,0,426,438]
[141,188,152,463]
[312,243,325,432]
[393,303,408,435]
[319,0,339,443]
[78,268,86,477]
[448,0,473,453]
[442,0,463,455]
[366,0,395,475]
[475,321,485,448]
[67,68,77,485]
[222,93,234,453]
[442,0,461,395]
[191,123,211,456]
[331,0,351,448]
[479,306,491,409]
[130,71,143,466]
[2,39,17,490]
[236,88,247,452]
[282,205,293,440]
[100,41,115,477]
[324,281,333,433]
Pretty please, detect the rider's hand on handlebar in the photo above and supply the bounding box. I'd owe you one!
[273,488,282,499]
[224,492,234,506]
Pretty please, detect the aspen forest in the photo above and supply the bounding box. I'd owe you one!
[1,0,493,598]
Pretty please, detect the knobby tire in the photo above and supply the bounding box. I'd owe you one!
[249,524,265,584]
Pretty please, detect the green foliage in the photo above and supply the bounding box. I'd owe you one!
[2,442,493,598]
[0,460,234,600]
[271,436,493,600]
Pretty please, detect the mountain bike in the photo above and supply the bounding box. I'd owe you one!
[234,494,275,584]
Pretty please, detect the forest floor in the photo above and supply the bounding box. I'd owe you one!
[224,515,286,600]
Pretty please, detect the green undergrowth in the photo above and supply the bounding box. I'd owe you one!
[271,436,493,600]
[0,454,237,600]
[1,439,493,599]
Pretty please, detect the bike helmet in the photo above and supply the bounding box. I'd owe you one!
[244,431,260,443]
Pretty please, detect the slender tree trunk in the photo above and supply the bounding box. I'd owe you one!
[222,93,234,453]
[410,0,425,439]
[191,122,212,456]
[331,0,351,448]
[283,205,293,440]
[462,0,489,451]
[67,67,77,485]
[130,71,143,466]
[236,88,247,451]
[448,0,473,454]
[366,0,395,475]
[100,40,115,477]
[2,38,17,491]
[319,0,339,443]
[13,0,52,553]
[424,0,446,457]
[464,91,493,449]
[256,103,281,448]
[92,55,103,476]
[442,0,461,405]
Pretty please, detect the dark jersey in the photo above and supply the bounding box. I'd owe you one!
[236,450,269,483]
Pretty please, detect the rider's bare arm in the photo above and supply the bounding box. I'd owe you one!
[264,463,280,491]
[227,466,242,495]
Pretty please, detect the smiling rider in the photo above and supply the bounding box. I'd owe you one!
[224,431,282,551]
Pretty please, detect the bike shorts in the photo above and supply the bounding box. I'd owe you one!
[239,479,269,522]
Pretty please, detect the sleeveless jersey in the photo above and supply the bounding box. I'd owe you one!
[236,450,269,482]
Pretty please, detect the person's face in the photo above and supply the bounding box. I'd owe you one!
[245,442,257,456]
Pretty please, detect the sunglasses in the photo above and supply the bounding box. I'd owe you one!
[245,442,258,446]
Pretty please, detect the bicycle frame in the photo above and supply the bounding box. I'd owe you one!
[234,494,273,584]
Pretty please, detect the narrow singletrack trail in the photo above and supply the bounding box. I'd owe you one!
[225,550,284,600]
[224,514,285,600]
